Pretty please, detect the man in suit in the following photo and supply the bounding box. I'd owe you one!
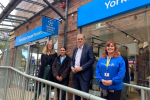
[71,34,94,100]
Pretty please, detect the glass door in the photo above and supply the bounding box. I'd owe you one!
[28,40,47,76]
[28,46,39,77]
[27,40,47,91]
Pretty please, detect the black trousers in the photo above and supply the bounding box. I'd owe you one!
[54,77,69,100]
[130,73,134,81]
[101,90,122,100]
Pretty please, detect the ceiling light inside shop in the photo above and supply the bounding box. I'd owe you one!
[126,34,129,37]
[134,39,136,41]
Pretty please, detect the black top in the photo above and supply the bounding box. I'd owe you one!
[47,54,57,67]
[122,57,130,83]
[38,53,57,81]
[52,55,71,79]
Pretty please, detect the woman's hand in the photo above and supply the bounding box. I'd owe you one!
[106,80,112,86]
[101,79,108,86]
[56,76,63,82]
[59,77,63,81]
[101,79,112,86]
[56,76,60,81]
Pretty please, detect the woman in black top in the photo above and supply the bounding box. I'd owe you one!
[52,47,71,100]
[33,41,57,100]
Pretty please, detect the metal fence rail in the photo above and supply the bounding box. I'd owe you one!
[124,83,150,100]
[0,66,105,100]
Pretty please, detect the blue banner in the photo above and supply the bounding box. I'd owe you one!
[15,17,59,46]
[78,0,150,27]
[42,17,59,34]
[15,26,52,46]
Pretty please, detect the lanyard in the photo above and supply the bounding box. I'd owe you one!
[60,55,66,65]
[106,56,111,71]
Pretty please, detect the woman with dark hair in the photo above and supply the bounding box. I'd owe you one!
[52,47,71,100]
[96,41,125,100]
[33,41,57,100]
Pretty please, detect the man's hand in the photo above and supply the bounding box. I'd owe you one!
[72,67,83,73]
[71,67,77,73]
[75,67,83,72]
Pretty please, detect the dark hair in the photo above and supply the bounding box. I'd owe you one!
[60,47,66,50]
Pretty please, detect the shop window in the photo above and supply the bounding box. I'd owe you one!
[81,7,150,96]
[2,47,11,66]
[14,44,29,73]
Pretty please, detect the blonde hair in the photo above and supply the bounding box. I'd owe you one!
[42,41,56,55]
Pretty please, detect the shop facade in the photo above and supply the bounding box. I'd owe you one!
[9,1,91,97]
[9,0,150,98]
[13,17,59,76]
[77,0,150,95]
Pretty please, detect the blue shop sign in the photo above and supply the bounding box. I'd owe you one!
[15,17,59,46]
[78,0,150,27]
[42,17,59,34]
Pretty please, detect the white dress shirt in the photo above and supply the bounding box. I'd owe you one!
[74,45,84,68]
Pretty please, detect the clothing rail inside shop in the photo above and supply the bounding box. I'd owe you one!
[0,66,105,100]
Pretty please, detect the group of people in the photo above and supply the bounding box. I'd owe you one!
[33,34,126,100]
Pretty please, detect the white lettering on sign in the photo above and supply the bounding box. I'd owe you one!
[19,31,46,42]
[105,0,128,9]
[121,0,128,3]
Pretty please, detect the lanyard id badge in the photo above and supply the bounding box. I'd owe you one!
[104,73,109,77]
[105,56,111,77]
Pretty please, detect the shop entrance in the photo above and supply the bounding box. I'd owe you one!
[27,38,48,77]
[14,35,58,76]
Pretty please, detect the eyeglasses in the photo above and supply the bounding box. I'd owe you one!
[47,44,53,46]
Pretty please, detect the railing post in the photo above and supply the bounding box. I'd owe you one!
[146,91,149,100]
[141,89,145,100]
[54,87,57,100]
[21,76,25,100]
[3,68,9,100]
[0,66,107,100]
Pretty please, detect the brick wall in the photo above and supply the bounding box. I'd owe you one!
[10,48,15,67]
[10,0,150,98]
[10,0,93,99]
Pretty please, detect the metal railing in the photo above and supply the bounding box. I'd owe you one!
[124,83,150,100]
[0,66,105,100]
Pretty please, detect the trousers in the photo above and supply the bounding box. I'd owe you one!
[33,66,50,100]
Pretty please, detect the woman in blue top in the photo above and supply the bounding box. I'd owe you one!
[96,41,125,100]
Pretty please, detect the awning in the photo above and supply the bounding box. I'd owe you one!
[0,0,54,32]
